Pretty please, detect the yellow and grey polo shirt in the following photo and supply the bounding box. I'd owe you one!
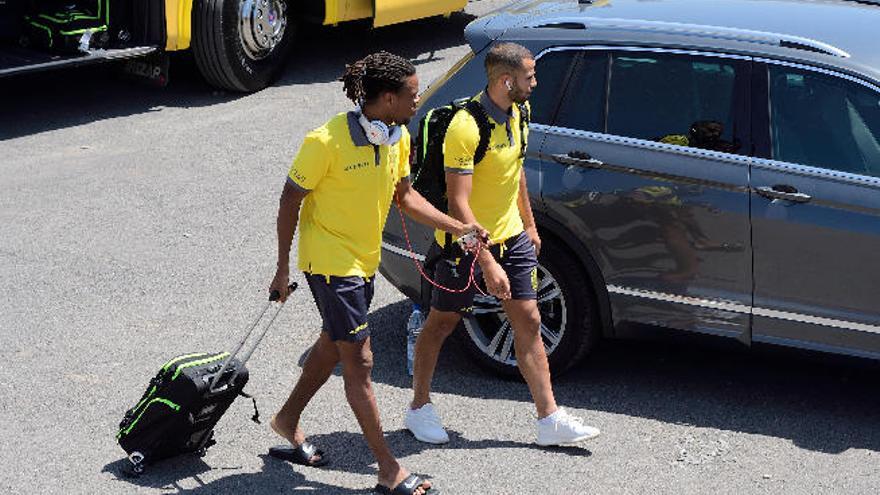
[287,112,411,278]
[435,91,530,246]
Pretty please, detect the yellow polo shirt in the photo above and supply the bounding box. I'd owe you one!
[435,92,530,246]
[288,112,411,277]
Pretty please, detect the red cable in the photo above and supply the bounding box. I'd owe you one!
[394,197,488,297]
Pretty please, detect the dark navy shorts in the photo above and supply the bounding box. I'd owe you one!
[304,273,375,342]
[430,230,538,314]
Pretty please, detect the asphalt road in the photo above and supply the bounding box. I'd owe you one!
[2,1,880,493]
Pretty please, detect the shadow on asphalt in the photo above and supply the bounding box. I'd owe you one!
[366,299,880,456]
[0,11,476,141]
[102,453,368,494]
[103,429,587,494]
[277,429,591,477]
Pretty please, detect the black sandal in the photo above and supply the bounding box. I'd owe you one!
[374,474,438,495]
[268,441,329,467]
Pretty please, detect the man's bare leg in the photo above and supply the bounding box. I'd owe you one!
[411,309,462,409]
[271,331,339,462]
[502,299,558,418]
[337,337,431,495]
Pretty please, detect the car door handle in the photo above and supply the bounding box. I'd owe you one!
[755,185,812,204]
[551,151,604,169]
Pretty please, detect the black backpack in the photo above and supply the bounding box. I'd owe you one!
[411,97,530,213]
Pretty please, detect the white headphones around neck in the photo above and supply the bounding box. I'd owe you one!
[356,107,402,146]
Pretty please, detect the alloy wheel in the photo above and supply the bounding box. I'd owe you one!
[463,264,567,367]
[239,0,287,61]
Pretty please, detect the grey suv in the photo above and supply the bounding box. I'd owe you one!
[380,0,880,376]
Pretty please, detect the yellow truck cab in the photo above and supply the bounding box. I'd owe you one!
[0,0,467,91]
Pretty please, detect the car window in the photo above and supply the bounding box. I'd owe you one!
[530,50,578,125]
[769,65,880,178]
[607,53,745,155]
[555,51,608,133]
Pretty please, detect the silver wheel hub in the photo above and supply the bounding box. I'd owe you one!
[463,264,567,367]
[239,0,287,61]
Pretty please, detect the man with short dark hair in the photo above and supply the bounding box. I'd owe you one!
[269,51,481,495]
[405,43,601,447]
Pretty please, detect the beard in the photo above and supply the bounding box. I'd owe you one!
[510,86,530,104]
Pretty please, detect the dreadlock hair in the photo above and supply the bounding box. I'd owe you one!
[340,51,416,106]
[485,42,533,82]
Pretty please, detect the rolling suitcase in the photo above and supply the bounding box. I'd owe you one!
[116,283,297,475]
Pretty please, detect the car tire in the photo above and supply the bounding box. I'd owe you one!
[455,237,601,378]
[192,0,295,92]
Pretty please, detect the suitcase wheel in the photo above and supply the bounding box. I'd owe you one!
[126,452,145,477]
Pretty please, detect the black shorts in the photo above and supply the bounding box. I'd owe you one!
[430,230,538,314]
[304,273,375,342]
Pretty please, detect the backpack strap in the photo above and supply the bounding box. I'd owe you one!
[517,102,530,159]
[462,99,493,165]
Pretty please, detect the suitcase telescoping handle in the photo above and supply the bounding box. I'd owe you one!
[209,282,298,393]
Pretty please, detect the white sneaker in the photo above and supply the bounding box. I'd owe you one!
[536,408,601,446]
[405,403,449,444]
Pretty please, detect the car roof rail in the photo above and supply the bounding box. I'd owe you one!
[777,38,849,57]
[525,17,851,58]
[533,22,587,30]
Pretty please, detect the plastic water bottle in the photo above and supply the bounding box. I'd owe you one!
[406,304,425,376]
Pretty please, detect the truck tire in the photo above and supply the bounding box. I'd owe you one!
[192,0,294,92]
[456,237,601,378]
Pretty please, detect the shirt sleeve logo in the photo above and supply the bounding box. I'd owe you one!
[290,169,308,184]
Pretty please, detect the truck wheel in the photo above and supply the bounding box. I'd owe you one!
[193,0,294,92]
[457,238,601,378]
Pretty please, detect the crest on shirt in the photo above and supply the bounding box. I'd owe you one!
[344,161,371,172]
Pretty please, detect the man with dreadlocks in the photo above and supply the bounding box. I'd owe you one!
[267,51,479,495]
